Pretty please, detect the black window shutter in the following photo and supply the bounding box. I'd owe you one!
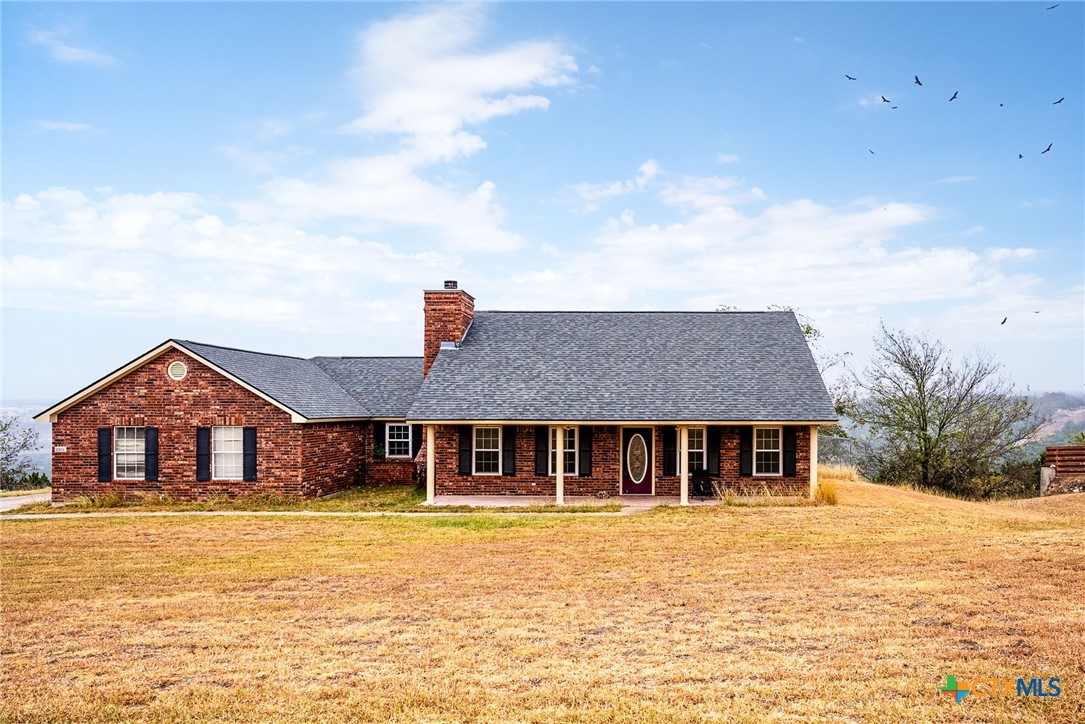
[243,427,257,481]
[502,426,516,476]
[97,428,112,482]
[662,426,677,476]
[534,426,548,476]
[739,427,753,476]
[707,426,720,476]
[411,424,423,458]
[374,421,386,456]
[579,426,593,477]
[783,426,797,477]
[196,427,211,482]
[458,425,472,475]
[145,427,159,482]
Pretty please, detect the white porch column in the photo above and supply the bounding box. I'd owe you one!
[426,424,436,504]
[679,425,689,506]
[809,425,819,499]
[555,425,565,506]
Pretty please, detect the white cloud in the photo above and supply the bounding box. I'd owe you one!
[28,28,115,66]
[930,175,977,185]
[341,4,576,163]
[34,120,101,133]
[231,4,576,252]
[573,160,660,211]
[715,153,740,164]
[0,188,458,333]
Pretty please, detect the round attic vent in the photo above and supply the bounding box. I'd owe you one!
[167,361,188,381]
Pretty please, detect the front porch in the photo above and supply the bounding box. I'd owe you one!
[421,423,821,505]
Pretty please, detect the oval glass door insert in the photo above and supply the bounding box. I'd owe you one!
[627,434,648,484]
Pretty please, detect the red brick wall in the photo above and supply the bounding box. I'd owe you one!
[360,421,420,485]
[301,423,366,497]
[433,425,622,496]
[50,348,366,501]
[432,424,811,497]
[423,288,474,377]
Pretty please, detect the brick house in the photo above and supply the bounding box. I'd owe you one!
[36,282,837,503]
[411,284,836,504]
[36,341,422,501]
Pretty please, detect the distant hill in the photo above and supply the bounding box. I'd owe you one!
[1031,392,1085,444]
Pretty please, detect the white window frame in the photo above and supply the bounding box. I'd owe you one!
[114,426,146,480]
[472,426,501,476]
[687,427,706,472]
[386,423,412,458]
[212,425,244,480]
[549,426,579,476]
[753,426,783,476]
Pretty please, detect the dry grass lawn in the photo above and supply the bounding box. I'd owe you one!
[2,474,1083,722]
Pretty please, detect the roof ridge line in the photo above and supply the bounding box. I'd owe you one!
[174,339,307,361]
[310,355,423,360]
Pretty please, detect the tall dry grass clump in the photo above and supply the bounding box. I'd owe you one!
[813,480,838,505]
[819,463,863,482]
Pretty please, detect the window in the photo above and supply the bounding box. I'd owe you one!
[386,424,411,458]
[688,427,705,472]
[549,426,578,475]
[473,426,500,475]
[114,426,145,480]
[213,426,244,480]
[754,427,782,475]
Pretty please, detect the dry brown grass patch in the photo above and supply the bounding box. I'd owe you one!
[2,479,1082,722]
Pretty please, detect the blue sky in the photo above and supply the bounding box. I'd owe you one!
[3,1,1083,401]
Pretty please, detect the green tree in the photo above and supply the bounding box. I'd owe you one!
[850,324,1044,498]
[1,416,41,490]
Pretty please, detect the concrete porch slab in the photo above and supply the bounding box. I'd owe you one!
[429,495,721,508]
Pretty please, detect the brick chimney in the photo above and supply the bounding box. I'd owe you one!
[423,281,474,377]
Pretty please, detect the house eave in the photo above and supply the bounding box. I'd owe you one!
[407,418,839,426]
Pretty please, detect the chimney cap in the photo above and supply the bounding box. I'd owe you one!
[443,280,458,290]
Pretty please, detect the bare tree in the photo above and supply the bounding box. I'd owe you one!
[850,324,1044,498]
[1,416,40,490]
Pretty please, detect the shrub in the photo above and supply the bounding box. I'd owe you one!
[19,471,51,489]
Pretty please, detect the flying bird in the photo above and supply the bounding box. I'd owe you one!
[845,74,857,80]
[1053,97,1064,104]
[949,91,958,101]
[1001,317,1007,325]
[869,149,875,154]
[891,106,899,109]
[914,75,923,86]
[1042,143,1053,154]
[1046,4,1060,9]
[1018,154,1024,159]
[881,95,891,103]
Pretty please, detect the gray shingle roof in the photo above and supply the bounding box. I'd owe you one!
[408,311,837,422]
[310,357,423,419]
[174,340,368,419]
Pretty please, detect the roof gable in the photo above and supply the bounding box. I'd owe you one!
[408,311,837,422]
